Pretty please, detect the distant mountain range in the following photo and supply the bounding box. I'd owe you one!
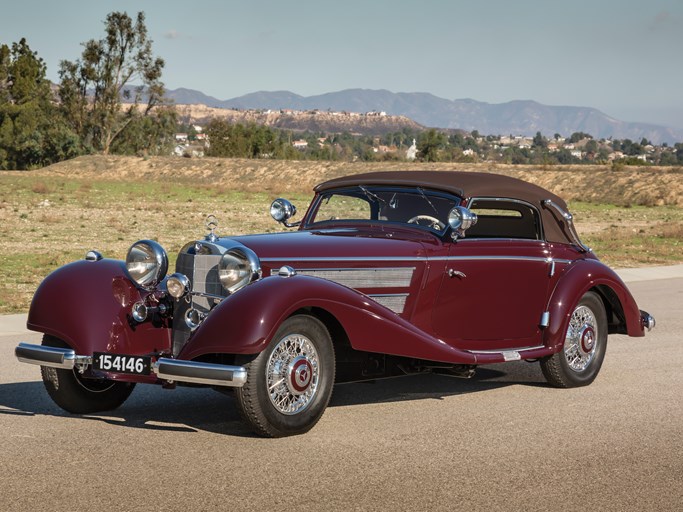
[164,87,682,145]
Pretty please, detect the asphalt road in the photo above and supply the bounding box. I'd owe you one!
[1,278,681,512]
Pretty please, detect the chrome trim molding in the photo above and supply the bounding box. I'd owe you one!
[263,255,573,264]
[456,238,548,244]
[434,256,573,264]
[540,311,550,328]
[263,256,428,263]
[469,345,546,355]
[542,199,591,252]
[153,358,247,387]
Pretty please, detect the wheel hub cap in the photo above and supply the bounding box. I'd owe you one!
[564,305,598,373]
[287,356,314,395]
[580,325,595,354]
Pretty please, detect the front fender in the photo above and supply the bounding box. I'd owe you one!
[544,259,644,351]
[179,275,477,365]
[27,259,171,356]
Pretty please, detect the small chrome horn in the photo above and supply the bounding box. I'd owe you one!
[185,308,205,331]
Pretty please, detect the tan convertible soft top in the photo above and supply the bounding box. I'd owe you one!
[315,170,576,246]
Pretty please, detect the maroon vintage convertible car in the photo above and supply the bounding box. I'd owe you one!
[16,171,655,437]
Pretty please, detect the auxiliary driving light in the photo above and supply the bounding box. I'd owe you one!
[166,273,191,299]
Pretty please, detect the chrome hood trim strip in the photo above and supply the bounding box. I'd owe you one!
[285,267,415,289]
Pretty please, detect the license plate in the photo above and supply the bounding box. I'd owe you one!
[93,352,151,375]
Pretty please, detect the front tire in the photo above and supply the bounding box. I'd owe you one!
[40,335,135,414]
[540,291,608,388]
[234,315,335,437]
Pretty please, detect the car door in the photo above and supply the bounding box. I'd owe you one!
[431,199,552,350]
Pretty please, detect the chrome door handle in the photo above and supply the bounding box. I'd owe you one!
[447,269,466,279]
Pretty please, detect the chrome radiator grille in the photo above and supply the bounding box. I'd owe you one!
[172,253,223,355]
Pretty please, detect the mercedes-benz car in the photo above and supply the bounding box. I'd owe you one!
[16,171,655,437]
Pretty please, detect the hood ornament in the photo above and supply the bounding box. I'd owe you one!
[205,214,219,242]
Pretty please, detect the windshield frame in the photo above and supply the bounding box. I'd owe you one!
[302,185,463,236]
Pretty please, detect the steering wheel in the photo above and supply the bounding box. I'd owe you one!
[407,215,445,230]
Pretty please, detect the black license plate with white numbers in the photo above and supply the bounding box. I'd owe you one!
[93,352,151,375]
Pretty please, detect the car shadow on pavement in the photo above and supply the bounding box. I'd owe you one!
[0,361,548,437]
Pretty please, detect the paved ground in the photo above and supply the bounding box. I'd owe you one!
[1,274,681,511]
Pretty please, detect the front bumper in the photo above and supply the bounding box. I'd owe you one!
[15,343,247,388]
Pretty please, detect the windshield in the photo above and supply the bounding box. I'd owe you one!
[307,186,461,234]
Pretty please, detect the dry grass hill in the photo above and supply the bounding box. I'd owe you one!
[30,155,683,207]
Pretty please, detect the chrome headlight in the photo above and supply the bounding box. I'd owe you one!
[270,198,296,223]
[166,273,191,299]
[448,206,478,232]
[218,247,261,294]
[125,240,168,290]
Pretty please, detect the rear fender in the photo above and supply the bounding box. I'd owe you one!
[27,259,171,356]
[179,275,477,365]
[544,259,644,351]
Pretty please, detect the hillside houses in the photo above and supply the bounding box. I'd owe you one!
[172,107,682,165]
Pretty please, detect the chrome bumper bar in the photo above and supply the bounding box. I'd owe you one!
[15,342,85,370]
[15,343,247,388]
[153,358,247,387]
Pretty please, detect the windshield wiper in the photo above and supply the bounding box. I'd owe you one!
[417,187,439,215]
[358,185,387,207]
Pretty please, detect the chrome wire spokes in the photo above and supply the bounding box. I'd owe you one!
[564,305,598,372]
[266,334,319,415]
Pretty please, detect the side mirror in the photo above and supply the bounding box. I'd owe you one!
[448,206,477,239]
[270,198,300,227]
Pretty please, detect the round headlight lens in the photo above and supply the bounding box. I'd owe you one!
[125,240,169,290]
[218,247,261,294]
[270,198,296,223]
[166,273,191,299]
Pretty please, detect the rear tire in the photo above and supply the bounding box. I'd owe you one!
[40,335,135,414]
[234,315,335,437]
[540,291,607,388]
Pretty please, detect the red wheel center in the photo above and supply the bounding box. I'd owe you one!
[289,358,313,394]
[581,327,595,353]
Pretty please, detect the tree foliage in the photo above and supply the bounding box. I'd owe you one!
[417,128,447,162]
[0,39,80,169]
[205,120,298,159]
[58,11,172,154]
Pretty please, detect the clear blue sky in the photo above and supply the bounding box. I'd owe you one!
[2,0,682,129]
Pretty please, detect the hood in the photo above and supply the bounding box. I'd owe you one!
[226,227,439,263]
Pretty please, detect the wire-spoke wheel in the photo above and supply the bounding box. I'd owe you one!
[541,291,608,388]
[266,333,320,415]
[40,335,135,413]
[234,315,335,437]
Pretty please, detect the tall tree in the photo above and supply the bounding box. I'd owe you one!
[59,11,168,154]
[417,129,447,162]
[0,38,80,169]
